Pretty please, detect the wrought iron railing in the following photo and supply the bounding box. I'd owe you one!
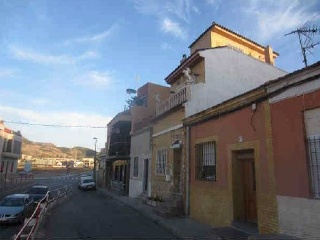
[156,86,190,117]
[108,142,131,157]
[307,136,320,199]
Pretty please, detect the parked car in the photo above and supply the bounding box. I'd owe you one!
[78,176,96,190]
[26,185,49,204]
[0,194,33,224]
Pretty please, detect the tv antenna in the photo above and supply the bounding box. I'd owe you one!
[285,24,319,67]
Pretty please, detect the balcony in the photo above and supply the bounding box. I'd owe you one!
[1,151,21,159]
[108,142,131,159]
[156,86,190,117]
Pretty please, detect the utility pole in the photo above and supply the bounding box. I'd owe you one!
[93,137,98,182]
[285,25,319,67]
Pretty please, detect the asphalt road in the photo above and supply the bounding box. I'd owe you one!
[0,177,75,240]
[41,184,176,239]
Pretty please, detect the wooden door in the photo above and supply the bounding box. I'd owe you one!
[143,159,148,192]
[243,159,257,222]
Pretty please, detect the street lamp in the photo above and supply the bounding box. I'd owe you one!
[93,137,98,182]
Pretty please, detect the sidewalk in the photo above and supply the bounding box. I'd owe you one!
[97,188,221,239]
[97,188,302,240]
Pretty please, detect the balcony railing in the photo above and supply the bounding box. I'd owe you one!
[156,86,190,117]
[108,142,131,157]
[1,152,21,159]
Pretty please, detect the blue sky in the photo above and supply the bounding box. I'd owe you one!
[0,0,319,150]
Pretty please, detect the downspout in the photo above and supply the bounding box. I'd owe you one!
[185,126,190,216]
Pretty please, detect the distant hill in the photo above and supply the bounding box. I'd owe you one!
[21,137,95,159]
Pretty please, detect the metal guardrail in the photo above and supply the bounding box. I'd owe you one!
[13,184,72,240]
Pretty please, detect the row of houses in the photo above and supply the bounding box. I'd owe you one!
[0,120,22,177]
[97,22,320,239]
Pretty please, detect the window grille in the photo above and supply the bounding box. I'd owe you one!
[195,141,216,181]
[307,136,320,198]
[156,149,167,174]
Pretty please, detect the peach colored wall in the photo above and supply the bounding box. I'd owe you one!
[271,89,320,198]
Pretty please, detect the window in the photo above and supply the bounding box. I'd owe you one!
[133,157,138,177]
[13,141,22,154]
[195,141,216,181]
[5,139,12,152]
[307,136,320,198]
[156,149,167,174]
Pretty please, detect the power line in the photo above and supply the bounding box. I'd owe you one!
[3,120,107,129]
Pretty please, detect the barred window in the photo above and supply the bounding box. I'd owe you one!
[196,141,216,181]
[133,157,138,177]
[156,149,167,174]
[307,136,320,199]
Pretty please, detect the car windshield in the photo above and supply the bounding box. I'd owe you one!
[83,179,93,183]
[0,198,24,207]
[28,188,48,194]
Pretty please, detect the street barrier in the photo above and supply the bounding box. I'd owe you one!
[0,174,34,200]
[12,184,72,240]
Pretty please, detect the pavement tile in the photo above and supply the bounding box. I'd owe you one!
[97,188,301,240]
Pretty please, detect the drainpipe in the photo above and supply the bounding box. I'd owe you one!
[185,126,190,216]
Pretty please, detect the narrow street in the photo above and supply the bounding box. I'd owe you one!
[40,181,176,239]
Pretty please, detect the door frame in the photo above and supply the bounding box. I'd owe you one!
[227,142,260,226]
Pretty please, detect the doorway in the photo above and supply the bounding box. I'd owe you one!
[233,149,257,223]
[143,159,149,193]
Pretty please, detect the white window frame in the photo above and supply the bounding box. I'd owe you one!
[156,149,167,175]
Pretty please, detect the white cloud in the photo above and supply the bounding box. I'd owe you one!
[161,42,176,52]
[245,0,320,42]
[77,51,99,60]
[205,0,221,11]
[161,18,187,39]
[29,98,50,107]
[0,69,16,78]
[0,105,111,149]
[64,24,119,45]
[9,46,99,65]
[133,0,198,22]
[74,71,113,88]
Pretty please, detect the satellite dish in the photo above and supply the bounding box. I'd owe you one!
[126,88,136,94]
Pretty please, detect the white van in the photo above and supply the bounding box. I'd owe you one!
[78,176,96,190]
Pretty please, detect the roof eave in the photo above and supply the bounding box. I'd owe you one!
[165,52,202,85]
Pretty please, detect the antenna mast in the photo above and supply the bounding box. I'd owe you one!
[285,25,319,67]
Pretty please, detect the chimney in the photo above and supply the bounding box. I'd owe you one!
[265,45,274,65]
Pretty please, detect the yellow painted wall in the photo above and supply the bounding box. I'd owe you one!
[151,127,185,199]
[210,31,265,62]
[153,108,184,134]
[190,182,232,227]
